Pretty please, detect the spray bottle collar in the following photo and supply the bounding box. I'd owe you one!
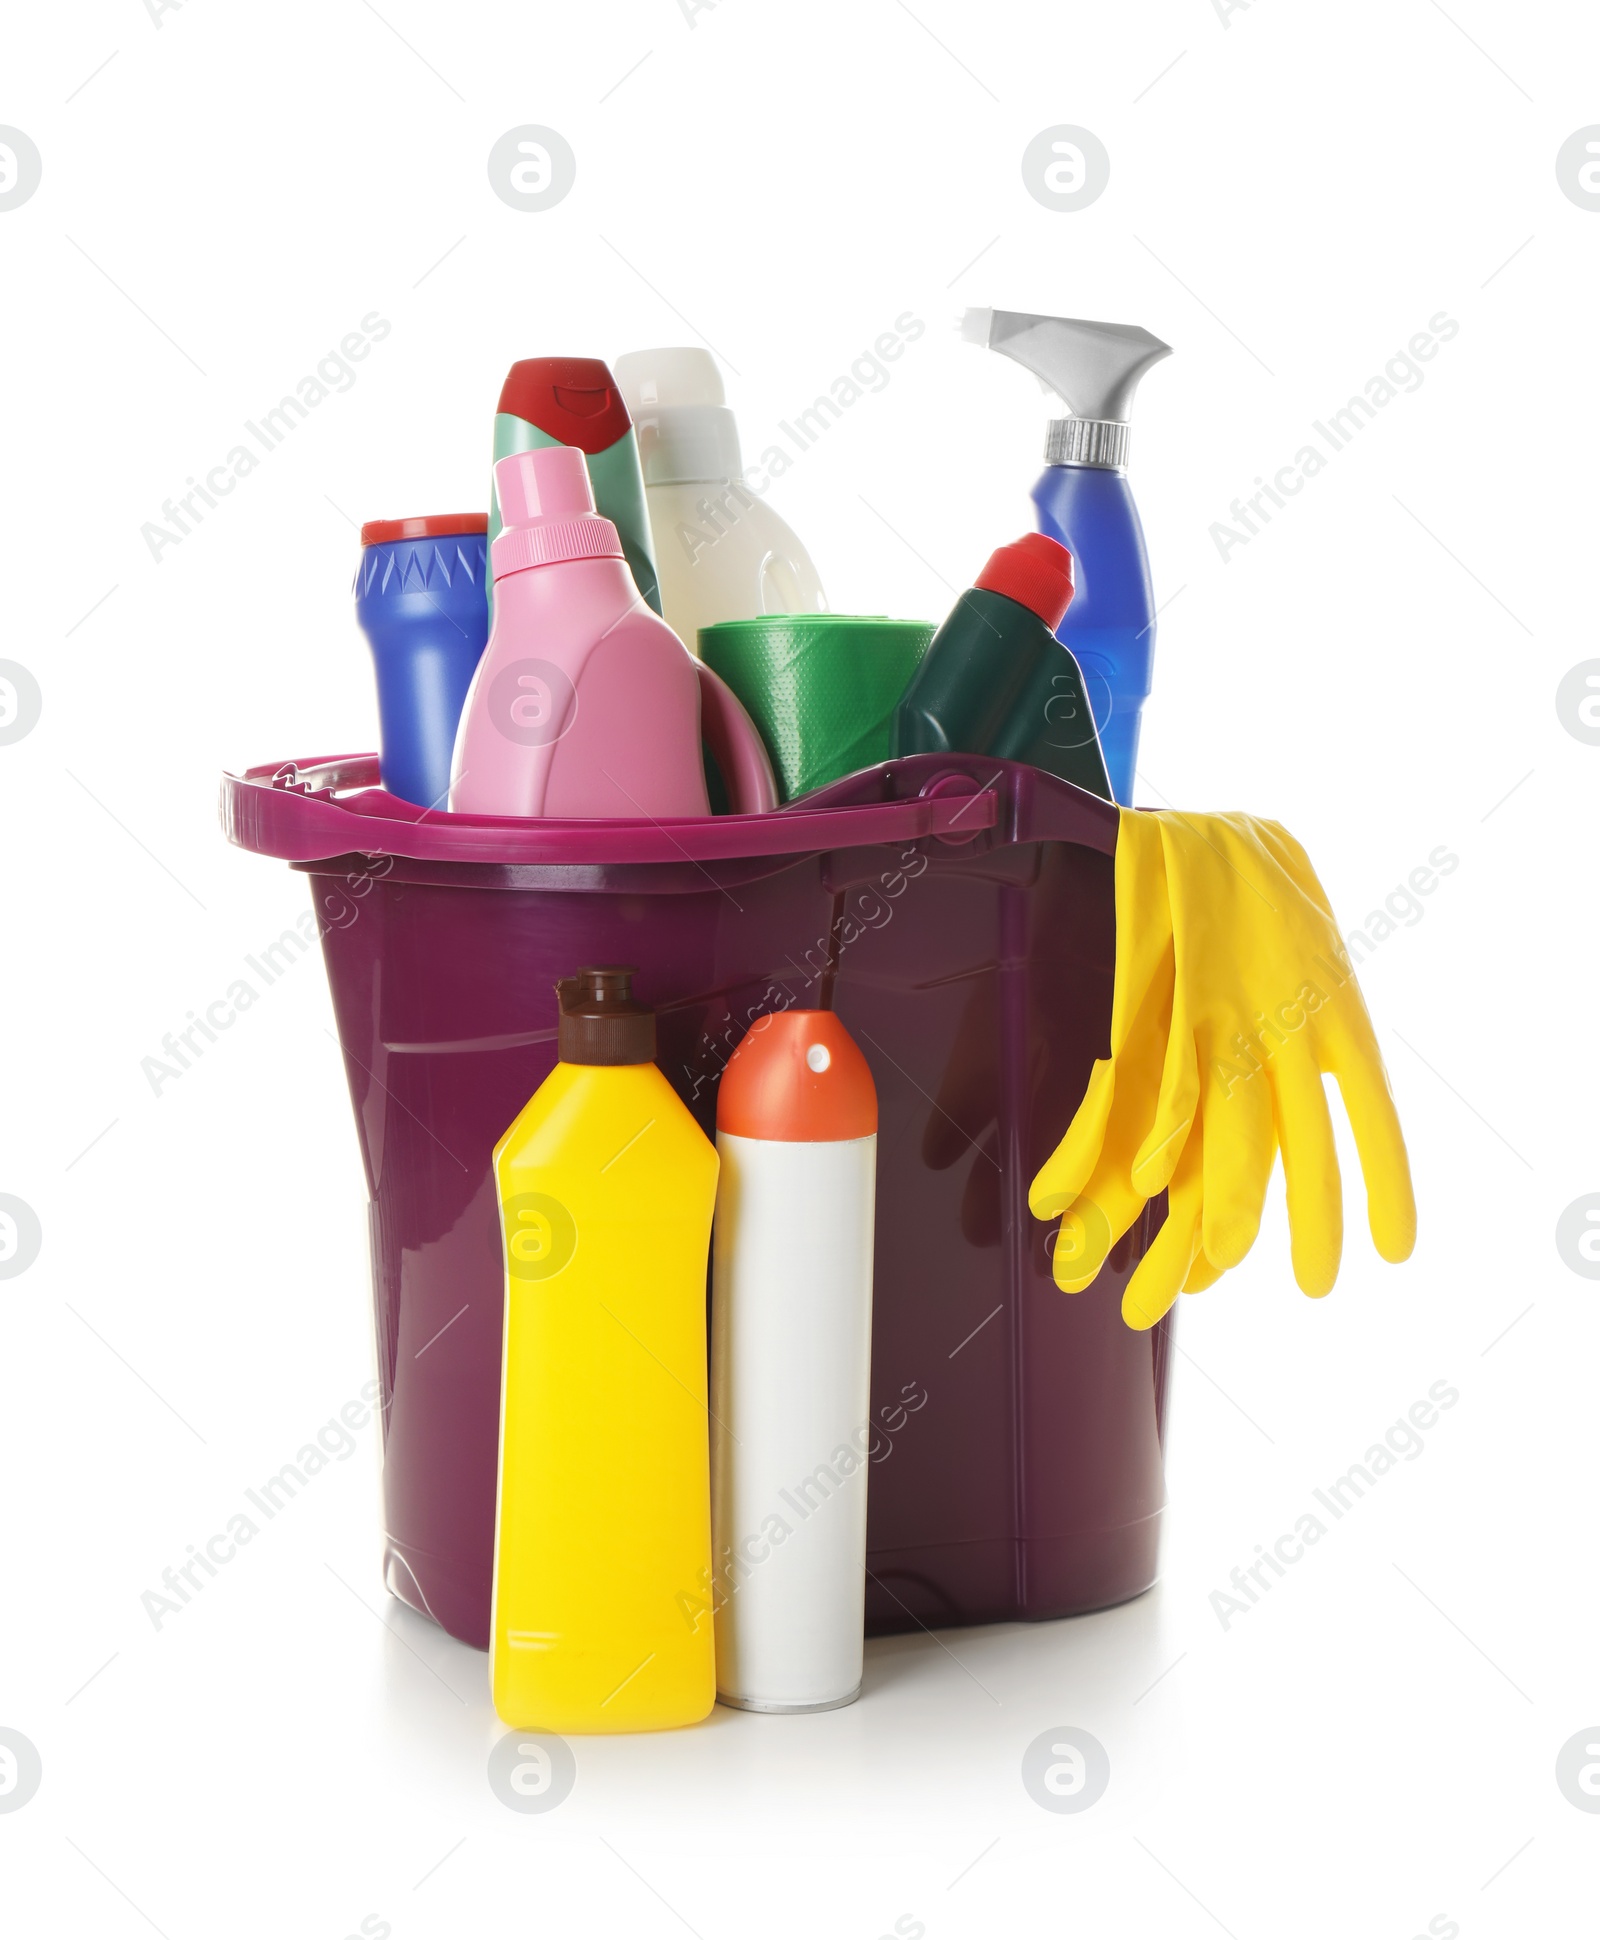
[1044,419,1130,470]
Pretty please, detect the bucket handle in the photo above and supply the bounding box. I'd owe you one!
[221,753,1115,866]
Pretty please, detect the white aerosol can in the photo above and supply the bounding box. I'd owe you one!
[711,1009,878,1711]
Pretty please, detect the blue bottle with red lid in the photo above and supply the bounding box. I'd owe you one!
[354,512,489,809]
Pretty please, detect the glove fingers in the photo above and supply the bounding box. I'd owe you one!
[1200,1052,1276,1270]
[1132,1023,1198,1197]
[1258,818,1414,1264]
[1332,1059,1417,1264]
[1273,1046,1342,1297]
[1031,816,1173,1222]
[1030,1060,1115,1219]
[1123,1115,1205,1330]
[1182,1252,1222,1294]
[1051,1163,1149,1292]
[1321,1003,1417,1264]
[1053,962,1178,1290]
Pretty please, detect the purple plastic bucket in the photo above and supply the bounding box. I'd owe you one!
[222,751,1173,1649]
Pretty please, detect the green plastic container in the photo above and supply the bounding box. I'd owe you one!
[699,615,934,804]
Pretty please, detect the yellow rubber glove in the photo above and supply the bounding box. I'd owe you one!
[1033,811,1175,1287]
[1031,809,1416,1331]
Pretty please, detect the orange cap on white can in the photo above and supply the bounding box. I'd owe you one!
[716,1010,877,1142]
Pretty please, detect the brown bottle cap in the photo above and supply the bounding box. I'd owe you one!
[556,966,655,1065]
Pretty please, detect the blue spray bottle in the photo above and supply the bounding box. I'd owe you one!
[963,310,1171,805]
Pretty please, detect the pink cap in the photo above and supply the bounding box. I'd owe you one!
[491,446,624,581]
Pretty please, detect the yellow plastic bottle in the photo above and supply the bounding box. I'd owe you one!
[490,966,718,1733]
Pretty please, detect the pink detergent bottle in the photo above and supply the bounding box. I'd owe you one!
[449,445,776,819]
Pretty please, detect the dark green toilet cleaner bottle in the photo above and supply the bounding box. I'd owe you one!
[891,533,1112,800]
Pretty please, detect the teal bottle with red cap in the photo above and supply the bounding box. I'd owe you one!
[891,533,1112,801]
[491,358,661,621]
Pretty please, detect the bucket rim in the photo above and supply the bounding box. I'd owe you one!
[218,752,1117,868]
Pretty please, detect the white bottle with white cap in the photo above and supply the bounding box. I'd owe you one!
[613,347,826,654]
[710,1008,877,1712]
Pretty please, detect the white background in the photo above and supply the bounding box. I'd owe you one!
[2,1,1596,1934]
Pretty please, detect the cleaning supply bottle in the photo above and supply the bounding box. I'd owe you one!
[892,533,1113,801]
[612,347,826,653]
[449,446,776,819]
[492,357,660,618]
[710,1009,877,1712]
[490,966,718,1734]
[962,308,1171,805]
[354,513,489,809]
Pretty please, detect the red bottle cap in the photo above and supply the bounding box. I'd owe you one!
[497,358,633,454]
[717,1010,877,1142]
[359,512,487,547]
[973,532,1075,629]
